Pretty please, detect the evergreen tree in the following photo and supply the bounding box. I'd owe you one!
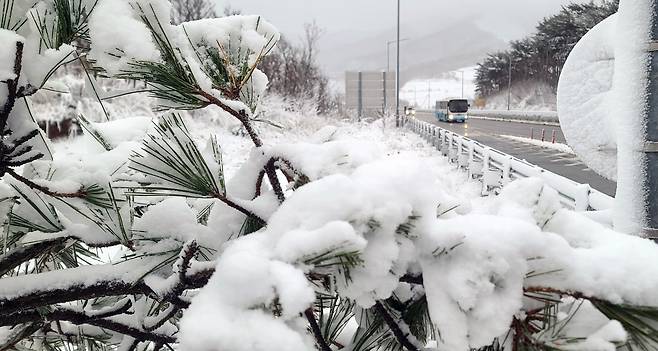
[475,0,619,98]
[1,2,658,351]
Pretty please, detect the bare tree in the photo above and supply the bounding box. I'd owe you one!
[171,0,217,24]
[260,21,338,114]
[223,5,242,16]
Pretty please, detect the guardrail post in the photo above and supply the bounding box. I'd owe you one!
[541,129,546,142]
[551,130,557,144]
[447,133,454,158]
[574,184,592,212]
[502,156,513,185]
[530,128,534,140]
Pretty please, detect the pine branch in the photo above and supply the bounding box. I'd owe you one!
[1,308,175,344]
[196,90,263,147]
[399,274,424,285]
[373,301,420,351]
[254,156,308,201]
[0,237,69,277]
[0,323,44,351]
[0,266,215,316]
[0,41,23,134]
[6,169,90,199]
[0,280,151,316]
[305,308,332,351]
[265,157,286,203]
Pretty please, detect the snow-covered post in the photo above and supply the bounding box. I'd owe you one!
[642,0,658,239]
[558,0,653,233]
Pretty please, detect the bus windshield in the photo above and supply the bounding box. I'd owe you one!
[448,100,469,113]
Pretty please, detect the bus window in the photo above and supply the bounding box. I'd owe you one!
[448,100,469,113]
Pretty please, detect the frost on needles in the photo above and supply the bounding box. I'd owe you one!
[2,1,658,351]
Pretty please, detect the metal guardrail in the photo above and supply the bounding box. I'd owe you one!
[416,109,560,124]
[469,110,559,124]
[406,117,613,212]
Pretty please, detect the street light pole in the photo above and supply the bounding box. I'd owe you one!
[395,0,401,127]
[387,42,391,73]
[459,70,465,98]
[387,39,409,73]
[507,56,512,111]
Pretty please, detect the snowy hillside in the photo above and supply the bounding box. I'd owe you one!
[482,81,557,111]
[319,20,505,81]
[401,66,477,109]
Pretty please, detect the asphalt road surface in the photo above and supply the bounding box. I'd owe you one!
[416,111,617,197]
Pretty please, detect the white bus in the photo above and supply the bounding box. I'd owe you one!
[436,99,469,123]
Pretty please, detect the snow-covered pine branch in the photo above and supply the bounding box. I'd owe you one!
[2,1,658,351]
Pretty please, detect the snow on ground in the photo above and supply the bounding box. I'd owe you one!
[23,88,658,351]
[51,98,482,206]
[500,134,574,154]
[401,66,477,109]
[483,81,557,111]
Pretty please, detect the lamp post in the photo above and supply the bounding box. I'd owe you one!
[387,38,409,73]
[459,70,465,98]
[395,0,401,127]
[507,55,513,111]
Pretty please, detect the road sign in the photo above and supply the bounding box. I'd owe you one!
[345,71,396,118]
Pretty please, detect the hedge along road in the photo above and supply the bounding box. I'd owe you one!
[415,111,617,197]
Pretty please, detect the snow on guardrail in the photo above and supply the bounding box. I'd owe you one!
[469,110,559,124]
[405,117,613,213]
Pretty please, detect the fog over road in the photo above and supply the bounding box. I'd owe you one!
[416,111,617,197]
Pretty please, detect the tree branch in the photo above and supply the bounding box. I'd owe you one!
[373,302,420,351]
[265,158,286,203]
[0,237,69,277]
[195,90,287,203]
[0,265,215,316]
[196,90,262,147]
[1,309,175,344]
[304,308,332,351]
[210,190,265,223]
[7,169,88,199]
[0,41,24,133]
[0,280,152,316]
[399,274,424,285]
[0,323,43,351]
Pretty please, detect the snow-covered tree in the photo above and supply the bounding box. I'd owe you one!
[475,0,619,97]
[170,0,216,24]
[2,1,658,351]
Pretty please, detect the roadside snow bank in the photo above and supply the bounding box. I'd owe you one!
[501,134,574,154]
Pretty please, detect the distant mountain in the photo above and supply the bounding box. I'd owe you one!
[318,16,507,82]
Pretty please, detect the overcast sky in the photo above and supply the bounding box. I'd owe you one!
[214,0,589,42]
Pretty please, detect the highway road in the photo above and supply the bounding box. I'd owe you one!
[416,111,617,197]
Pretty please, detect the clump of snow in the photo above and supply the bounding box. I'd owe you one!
[0,29,24,81]
[89,0,161,74]
[181,16,280,67]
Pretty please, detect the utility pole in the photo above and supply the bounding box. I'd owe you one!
[459,70,465,98]
[643,0,658,240]
[395,0,401,127]
[507,56,512,110]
